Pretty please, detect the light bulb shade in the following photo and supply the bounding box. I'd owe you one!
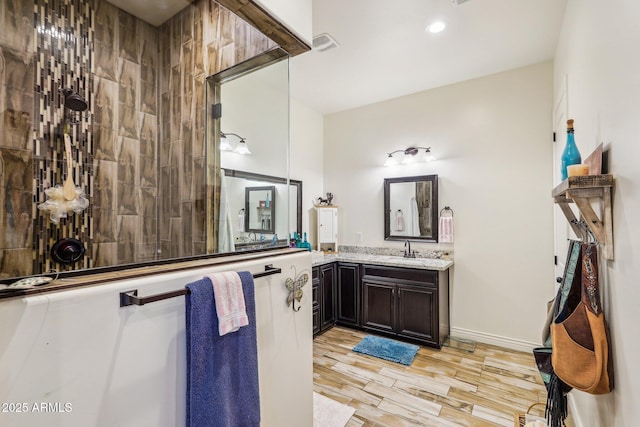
[424,151,436,162]
[219,135,233,151]
[234,140,251,155]
[402,154,415,164]
[384,154,397,167]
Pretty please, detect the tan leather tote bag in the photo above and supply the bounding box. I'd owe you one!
[551,243,613,394]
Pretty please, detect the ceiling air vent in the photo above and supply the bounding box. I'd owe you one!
[312,33,339,52]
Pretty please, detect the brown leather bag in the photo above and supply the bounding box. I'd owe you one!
[551,243,613,394]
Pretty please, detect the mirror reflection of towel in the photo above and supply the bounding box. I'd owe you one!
[395,210,404,231]
[237,211,245,232]
[218,175,236,252]
[410,197,420,236]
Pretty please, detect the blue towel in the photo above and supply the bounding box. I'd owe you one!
[185,271,260,427]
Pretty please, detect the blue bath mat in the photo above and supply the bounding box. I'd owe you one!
[352,335,419,365]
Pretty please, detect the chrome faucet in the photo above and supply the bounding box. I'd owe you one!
[404,240,415,258]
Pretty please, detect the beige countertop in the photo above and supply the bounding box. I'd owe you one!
[311,251,453,271]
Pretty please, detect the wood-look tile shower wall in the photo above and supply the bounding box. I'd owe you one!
[0,0,275,278]
[157,1,276,259]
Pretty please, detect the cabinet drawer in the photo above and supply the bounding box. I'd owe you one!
[363,265,436,284]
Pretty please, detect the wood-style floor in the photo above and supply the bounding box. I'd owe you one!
[313,327,575,427]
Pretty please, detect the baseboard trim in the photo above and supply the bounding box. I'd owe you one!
[449,327,540,353]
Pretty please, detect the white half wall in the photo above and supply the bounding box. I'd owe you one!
[554,1,640,425]
[323,62,555,346]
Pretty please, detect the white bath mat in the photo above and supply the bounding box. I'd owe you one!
[313,392,356,427]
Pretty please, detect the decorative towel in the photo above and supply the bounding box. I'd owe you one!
[185,272,260,427]
[395,210,404,231]
[439,215,454,243]
[206,271,249,336]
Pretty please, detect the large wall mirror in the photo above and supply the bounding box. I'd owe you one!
[384,175,439,242]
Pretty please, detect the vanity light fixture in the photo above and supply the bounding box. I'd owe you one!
[384,146,434,166]
[220,131,251,155]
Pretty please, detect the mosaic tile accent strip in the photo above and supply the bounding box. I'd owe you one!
[33,0,94,274]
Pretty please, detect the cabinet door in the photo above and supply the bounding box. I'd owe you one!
[318,208,336,243]
[396,284,437,344]
[337,263,360,327]
[320,264,336,331]
[362,280,395,333]
[312,307,321,335]
[312,267,320,335]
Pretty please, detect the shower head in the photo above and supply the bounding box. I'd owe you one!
[61,88,88,112]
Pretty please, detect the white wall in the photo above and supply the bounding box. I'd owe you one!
[290,96,324,246]
[221,59,289,178]
[323,62,555,347]
[554,1,640,425]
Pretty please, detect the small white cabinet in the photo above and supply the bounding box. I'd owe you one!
[317,206,338,252]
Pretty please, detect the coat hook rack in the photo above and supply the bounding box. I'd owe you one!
[553,175,614,260]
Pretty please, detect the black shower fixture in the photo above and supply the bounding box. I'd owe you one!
[61,88,88,112]
[51,238,85,265]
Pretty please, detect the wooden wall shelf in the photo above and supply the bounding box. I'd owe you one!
[553,174,614,260]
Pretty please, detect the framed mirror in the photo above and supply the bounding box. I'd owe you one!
[245,186,276,233]
[221,169,302,252]
[384,175,438,242]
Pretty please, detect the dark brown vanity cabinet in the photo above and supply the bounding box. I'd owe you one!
[361,265,449,348]
[313,263,336,335]
[336,263,360,327]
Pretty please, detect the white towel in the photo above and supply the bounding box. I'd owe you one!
[237,210,245,232]
[410,197,420,236]
[206,272,249,336]
[217,175,236,252]
[439,216,454,243]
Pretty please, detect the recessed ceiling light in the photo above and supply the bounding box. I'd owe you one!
[427,21,446,34]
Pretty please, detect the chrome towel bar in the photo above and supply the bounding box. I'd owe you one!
[119,264,281,307]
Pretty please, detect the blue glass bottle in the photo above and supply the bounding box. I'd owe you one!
[300,232,312,252]
[561,119,581,180]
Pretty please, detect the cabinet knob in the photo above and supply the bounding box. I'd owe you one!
[556,277,562,283]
